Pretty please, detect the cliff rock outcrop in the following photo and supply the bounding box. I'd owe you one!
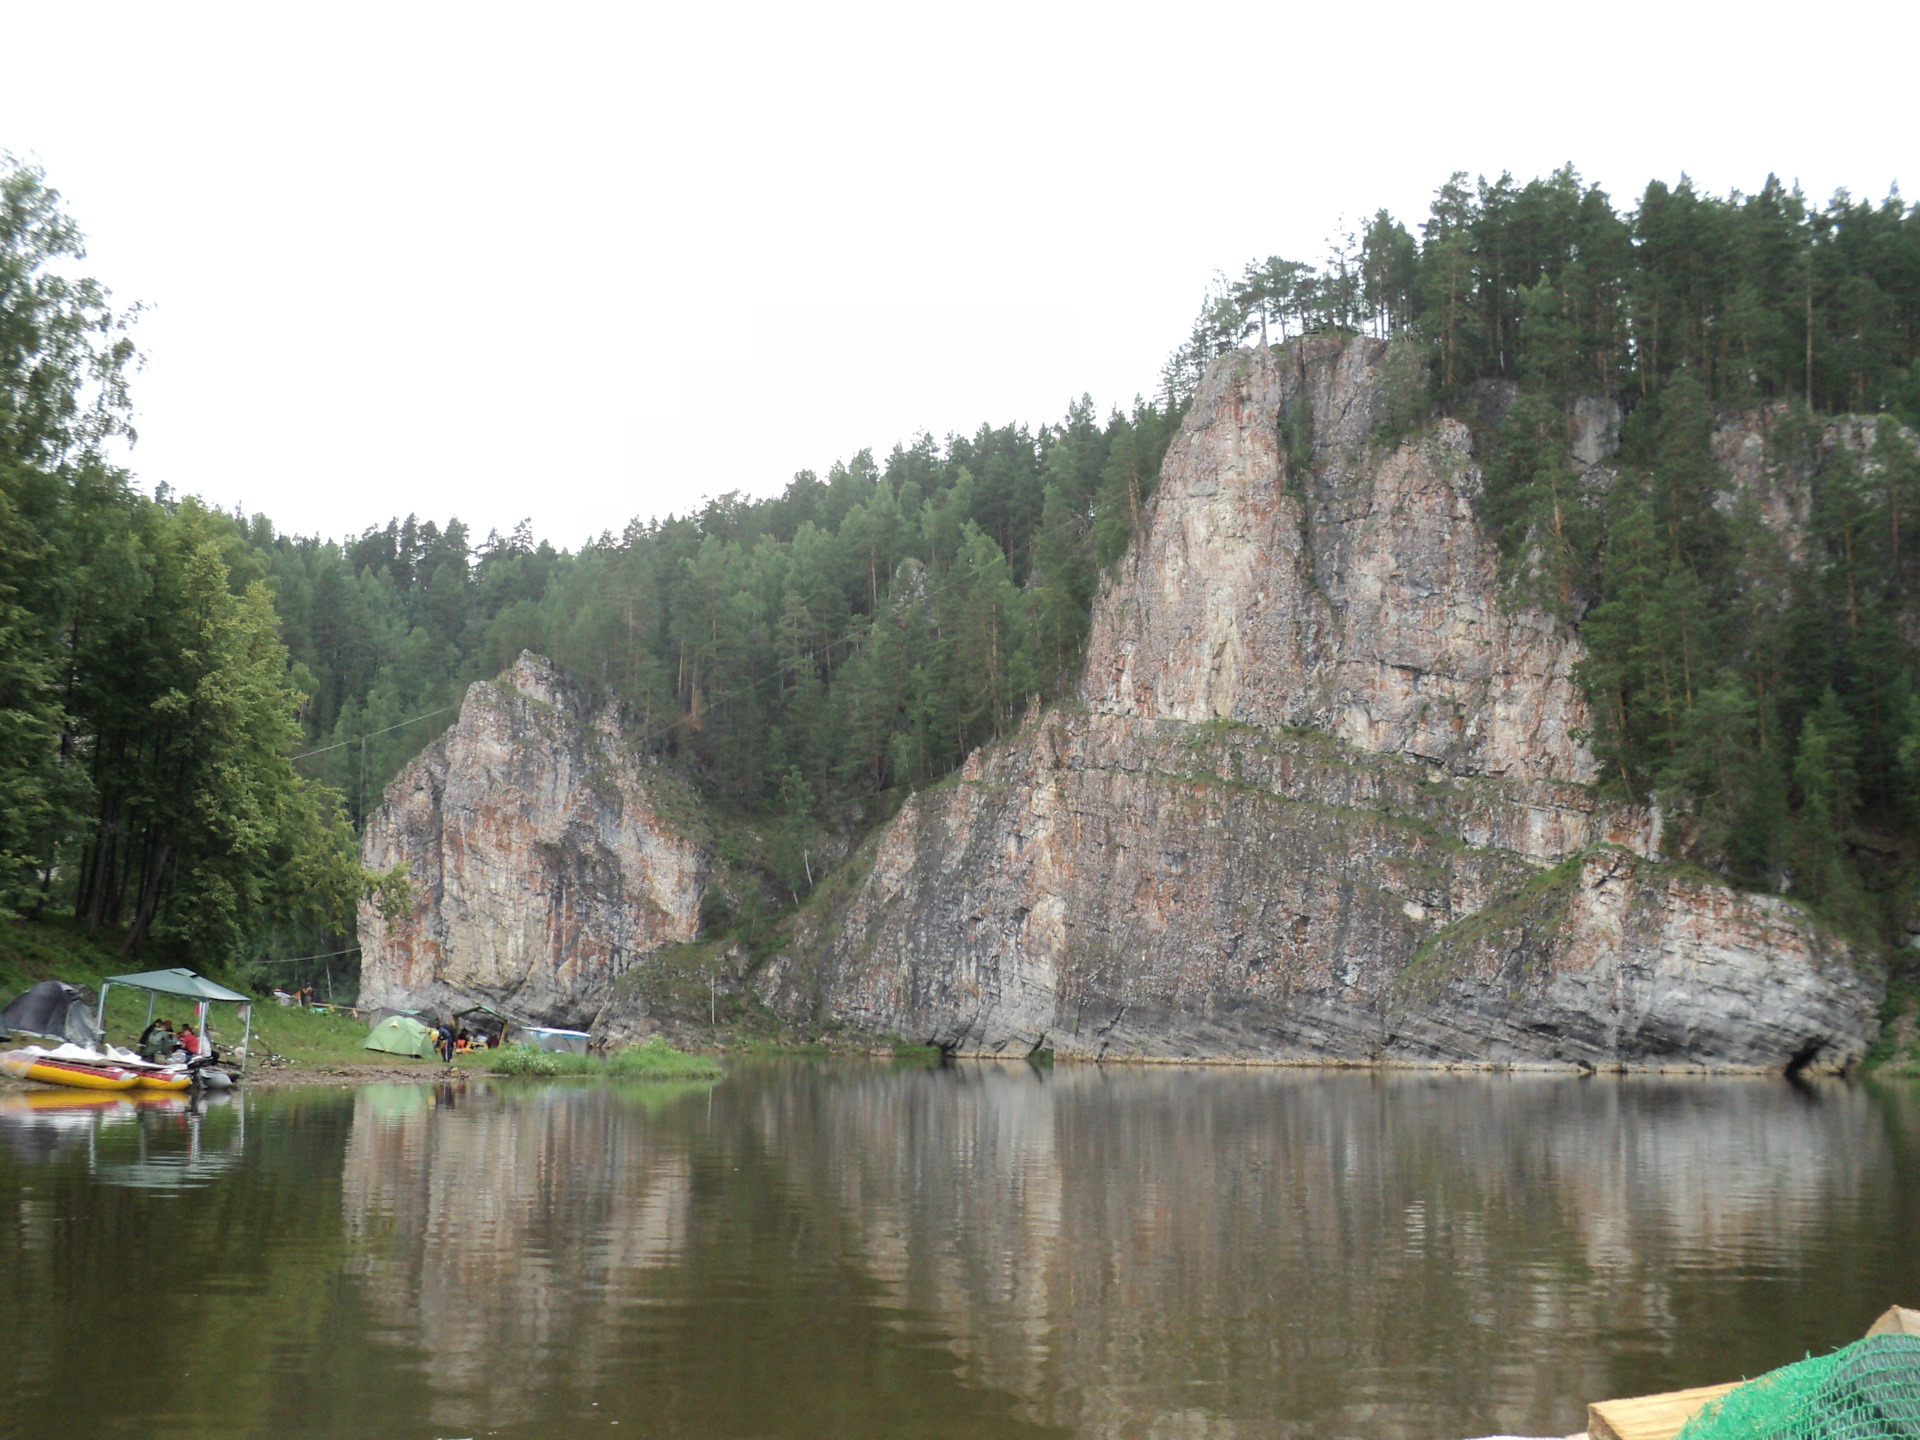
[358,652,706,1025]
[767,338,1880,1069]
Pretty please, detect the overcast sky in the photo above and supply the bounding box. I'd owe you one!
[2,0,1912,548]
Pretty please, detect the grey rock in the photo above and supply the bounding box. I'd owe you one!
[769,339,1880,1071]
[358,652,706,1026]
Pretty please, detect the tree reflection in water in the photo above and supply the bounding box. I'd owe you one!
[0,1067,1914,1440]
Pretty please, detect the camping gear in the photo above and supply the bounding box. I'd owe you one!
[1670,1333,1920,1440]
[1871,1308,1920,1338]
[364,1014,438,1059]
[1,1048,140,1091]
[509,1025,591,1055]
[1,981,101,1045]
[454,1004,509,1046]
[95,968,254,1079]
[1589,1307,1920,1440]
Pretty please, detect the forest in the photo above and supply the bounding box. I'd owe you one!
[5,154,1920,987]
[1173,165,1920,942]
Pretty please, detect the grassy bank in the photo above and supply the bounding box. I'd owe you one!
[0,918,721,1080]
[487,1037,722,1079]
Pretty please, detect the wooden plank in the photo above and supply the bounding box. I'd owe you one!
[1587,1382,1741,1440]
[1867,1305,1920,1337]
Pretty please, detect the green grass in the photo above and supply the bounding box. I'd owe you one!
[1395,852,1587,999]
[248,1005,439,1069]
[487,1036,722,1079]
[888,1040,945,1066]
[0,916,128,994]
[1865,971,1920,1074]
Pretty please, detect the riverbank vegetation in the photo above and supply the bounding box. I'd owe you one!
[487,1038,722,1079]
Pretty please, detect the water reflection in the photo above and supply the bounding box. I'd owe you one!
[341,1080,698,1433]
[0,1087,242,1190]
[0,1066,1912,1440]
[748,1066,1914,1439]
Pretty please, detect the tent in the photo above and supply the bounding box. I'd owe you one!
[364,1014,438,1059]
[0,981,100,1045]
[364,1007,425,1031]
[96,968,254,1074]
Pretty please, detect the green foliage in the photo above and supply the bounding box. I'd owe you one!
[487,1037,721,1079]
[0,156,364,967]
[1863,965,1919,1073]
[1174,164,1920,415]
[1178,162,1920,946]
[262,396,1180,828]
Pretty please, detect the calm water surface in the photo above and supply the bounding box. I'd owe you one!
[0,1063,1914,1440]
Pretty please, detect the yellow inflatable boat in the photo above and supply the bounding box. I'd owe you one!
[0,1049,140,1091]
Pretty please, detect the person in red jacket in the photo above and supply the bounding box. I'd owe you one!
[177,1024,200,1057]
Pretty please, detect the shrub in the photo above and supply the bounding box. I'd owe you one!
[486,1037,721,1080]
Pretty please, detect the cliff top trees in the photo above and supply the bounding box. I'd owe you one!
[1179,166,1920,942]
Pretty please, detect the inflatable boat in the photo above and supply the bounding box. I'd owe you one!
[0,1049,140,1091]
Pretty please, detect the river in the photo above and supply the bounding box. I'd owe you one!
[1,1062,1914,1439]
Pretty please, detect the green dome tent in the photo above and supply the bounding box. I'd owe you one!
[364,1014,437,1059]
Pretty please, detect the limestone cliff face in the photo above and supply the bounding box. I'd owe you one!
[358,652,705,1025]
[770,338,1880,1070]
[1082,339,1593,784]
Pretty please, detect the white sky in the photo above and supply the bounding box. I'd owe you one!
[2,0,1912,548]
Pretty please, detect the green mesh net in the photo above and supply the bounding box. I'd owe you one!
[1673,1335,1920,1440]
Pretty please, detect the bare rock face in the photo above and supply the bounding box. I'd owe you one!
[358,652,706,1025]
[1081,339,1594,784]
[770,338,1879,1070]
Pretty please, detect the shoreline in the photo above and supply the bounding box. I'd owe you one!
[2,1049,1904,1094]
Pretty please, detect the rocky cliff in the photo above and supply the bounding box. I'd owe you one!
[766,337,1881,1070]
[358,652,706,1025]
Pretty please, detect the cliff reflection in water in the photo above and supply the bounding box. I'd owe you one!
[341,1082,696,1430]
[337,1066,1919,1440]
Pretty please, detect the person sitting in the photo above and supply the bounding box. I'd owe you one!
[138,1018,174,1062]
[177,1024,201,1058]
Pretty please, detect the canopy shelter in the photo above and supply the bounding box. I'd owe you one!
[512,1025,590,1055]
[453,1004,509,1044]
[95,968,253,1074]
[1,981,100,1046]
[364,1014,437,1059]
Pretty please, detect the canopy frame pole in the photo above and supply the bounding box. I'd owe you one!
[239,1004,252,1076]
[144,992,155,1028]
[94,982,111,1040]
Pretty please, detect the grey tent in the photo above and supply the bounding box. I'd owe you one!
[0,981,100,1044]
